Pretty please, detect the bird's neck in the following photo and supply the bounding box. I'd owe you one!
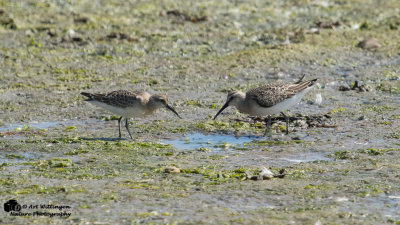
[147,99,159,111]
[232,92,247,112]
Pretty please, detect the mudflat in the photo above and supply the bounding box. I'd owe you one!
[1,0,399,224]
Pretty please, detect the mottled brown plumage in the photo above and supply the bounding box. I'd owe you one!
[247,79,317,108]
[81,90,149,108]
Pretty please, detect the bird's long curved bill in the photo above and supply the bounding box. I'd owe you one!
[166,104,182,119]
[213,102,229,120]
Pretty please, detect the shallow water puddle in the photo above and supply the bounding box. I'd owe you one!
[163,133,330,165]
[0,120,91,133]
[162,133,261,151]
[0,121,59,131]
[340,194,400,218]
[278,152,329,163]
[0,152,41,172]
[0,152,38,164]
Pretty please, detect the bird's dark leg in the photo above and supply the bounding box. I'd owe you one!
[125,118,133,139]
[264,115,272,136]
[118,116,122,139]
[281,112,289,135]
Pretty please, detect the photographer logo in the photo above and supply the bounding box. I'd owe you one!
[4,200,22,212]
[3,199,71,218]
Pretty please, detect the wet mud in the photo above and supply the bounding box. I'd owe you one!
[1,0,400,224]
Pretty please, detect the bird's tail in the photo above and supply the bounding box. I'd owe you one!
[294,74,318,87]
[308,79,318,87]
[290,78,318,93]
[81,92,93,101]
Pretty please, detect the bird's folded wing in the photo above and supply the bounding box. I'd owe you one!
[91,90,144,108]
[247,84,297,108]
[248,80,316,108]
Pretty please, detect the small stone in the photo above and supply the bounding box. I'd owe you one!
[314,93,322,105]
[67,28,76,38]
[335,196,349,202]
[358,115,367,121]
[291,136,301,140]
[273,169,286,178]
[338,85,351,91]
[259,167,274,180]
[74,16,89,24]
[351,81,368,92]
[164,166,180,173]
[250,175,261,180]
[295,119,307,128]
[245,171,262,180]
[357,39,381,49]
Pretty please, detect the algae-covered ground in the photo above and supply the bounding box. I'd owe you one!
[1,0,400,224]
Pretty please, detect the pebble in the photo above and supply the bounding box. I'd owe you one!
[357,39,381,49]
[164,166,180,173]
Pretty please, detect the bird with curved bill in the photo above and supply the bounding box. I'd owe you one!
[81,90,181,139]
[214,75,318,136]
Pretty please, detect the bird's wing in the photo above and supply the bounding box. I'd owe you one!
[89,90,145,108]
[247,83,295,108]
[248,78,318,108]
[293,74,305,84]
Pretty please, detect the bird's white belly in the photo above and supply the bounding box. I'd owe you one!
[89,101,147,118]
[252,96,301,116]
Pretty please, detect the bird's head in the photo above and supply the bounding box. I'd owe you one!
[151,94,182,119]
[213,91,244,120]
